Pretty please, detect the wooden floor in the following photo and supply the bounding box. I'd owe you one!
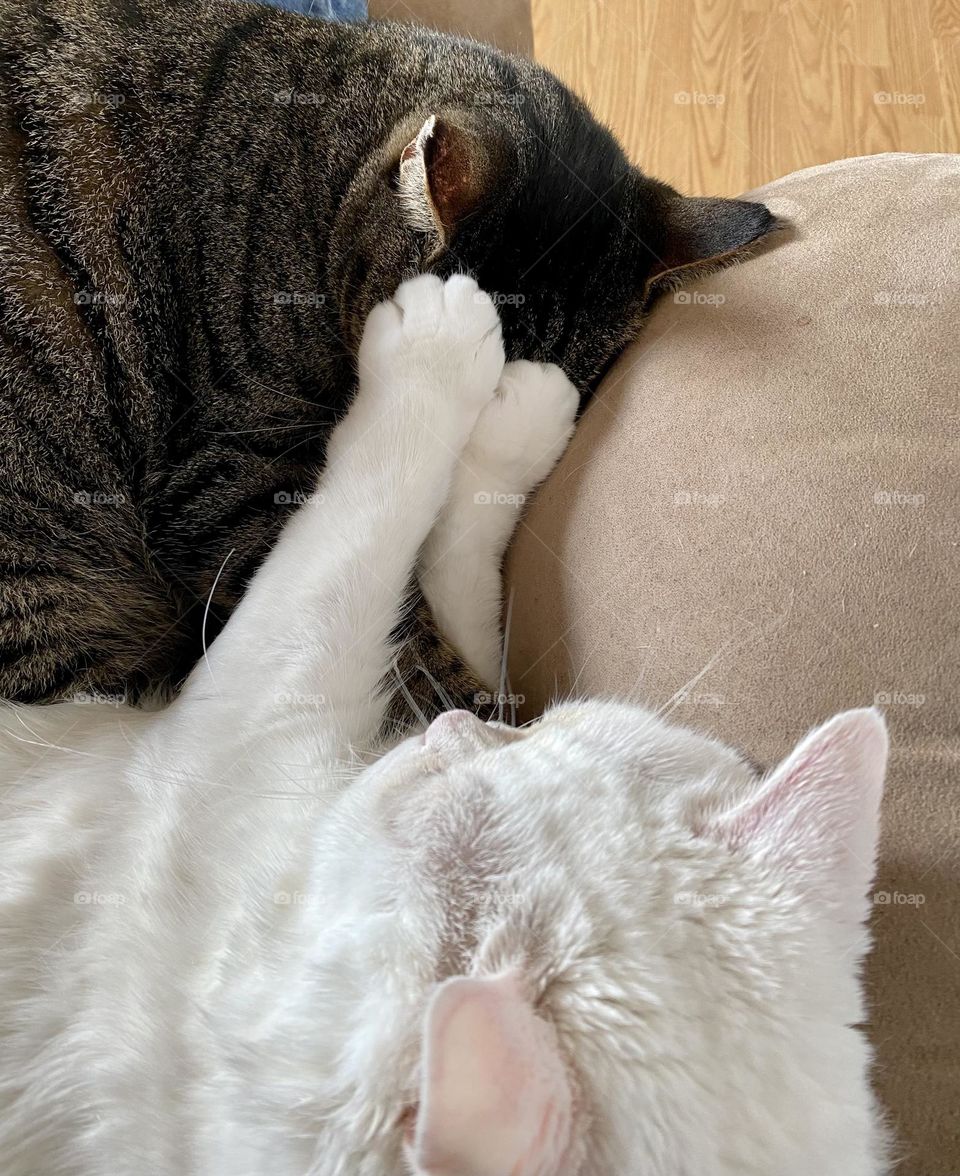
[531,0,960,196]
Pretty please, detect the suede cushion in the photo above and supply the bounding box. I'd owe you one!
[507,152,960,1175]
[367,0,533,55]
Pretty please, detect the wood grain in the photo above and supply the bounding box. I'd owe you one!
[531,0,960,195]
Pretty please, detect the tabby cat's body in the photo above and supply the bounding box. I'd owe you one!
[0,0,775,703]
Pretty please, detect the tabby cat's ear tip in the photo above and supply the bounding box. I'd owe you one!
[742,199,793,244]
[694,193,781,247]
[740,198,780,237]
[645,190,788,286]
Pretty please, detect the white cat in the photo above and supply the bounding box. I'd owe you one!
[0,274,890,1176]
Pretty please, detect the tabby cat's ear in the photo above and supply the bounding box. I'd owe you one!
[646,193,780,288]
[397,115,493,244]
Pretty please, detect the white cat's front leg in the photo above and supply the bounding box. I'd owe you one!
[176,275,504,751]
[419,361,579,688]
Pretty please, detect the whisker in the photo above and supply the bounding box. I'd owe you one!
[391,652,429,727]
[498,587,515,725]
[211,422,323,436]
[654,594,796,720]
[655,646,729,720]
[202,548,235,695]
[235,372,338,413]
[569,637,604,698]
[414,661,455,713]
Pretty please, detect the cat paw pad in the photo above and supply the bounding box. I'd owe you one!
[466,360,579,493]
[358,275,505,427]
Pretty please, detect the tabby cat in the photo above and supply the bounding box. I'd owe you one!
[0,0,775,703]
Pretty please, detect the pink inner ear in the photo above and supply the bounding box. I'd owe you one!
[414,972,575,1176]
[710,708,888,907]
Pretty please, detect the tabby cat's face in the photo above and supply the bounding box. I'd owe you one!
[441,163,681,391]
[333,67,775,395]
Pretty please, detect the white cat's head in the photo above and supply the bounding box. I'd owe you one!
[310,701,889,1176]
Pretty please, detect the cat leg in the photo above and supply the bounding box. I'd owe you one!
[175,274,504,753]
[386,359,578,731]
[418,360,579,689]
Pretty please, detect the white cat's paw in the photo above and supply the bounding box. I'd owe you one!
[358,274,505,432]
[465,360,580,494]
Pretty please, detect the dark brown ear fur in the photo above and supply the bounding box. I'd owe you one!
[397,113,505,242]
[645,194,783,293]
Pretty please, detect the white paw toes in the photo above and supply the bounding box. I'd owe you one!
[465,360,580,493]
[357,274,505,433]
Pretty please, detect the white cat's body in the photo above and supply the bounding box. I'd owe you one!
[0,276,889,1176]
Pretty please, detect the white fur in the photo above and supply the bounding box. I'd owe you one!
[398,115,443,238]
[0,275,889,1176]
[420,359,578,685]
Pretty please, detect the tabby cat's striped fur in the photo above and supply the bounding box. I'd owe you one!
[0,0,775,704]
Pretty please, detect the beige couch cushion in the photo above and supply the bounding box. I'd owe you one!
[507,152,960,1175]
[368,0,533,55]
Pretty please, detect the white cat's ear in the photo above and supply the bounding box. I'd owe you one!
[410,971,575,1176]
[709,708,887,920]
[398,115,493,244]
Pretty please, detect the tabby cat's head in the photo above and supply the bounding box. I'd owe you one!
[331,43,777,392]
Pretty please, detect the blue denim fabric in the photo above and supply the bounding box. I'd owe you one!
[258,0,367,18]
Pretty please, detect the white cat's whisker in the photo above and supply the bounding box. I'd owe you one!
[649,598,798,716]
[1,723,217,793]
[498,587,515,724]
[4,712,124,764]
[411,660,456,713]
[390,652,430,728]
[654,641,736,721]
[568,636,605,700]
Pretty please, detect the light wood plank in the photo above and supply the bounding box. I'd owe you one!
[532,0,960,195]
